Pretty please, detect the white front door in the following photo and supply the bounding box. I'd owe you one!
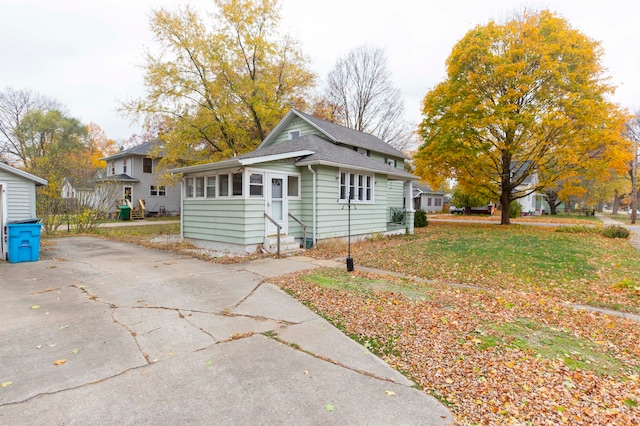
[266,174,287,235]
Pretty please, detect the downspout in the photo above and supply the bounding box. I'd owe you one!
[177,174,184,241]
[307,165,316,245]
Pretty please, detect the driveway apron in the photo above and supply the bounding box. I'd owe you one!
[0,236,452,425]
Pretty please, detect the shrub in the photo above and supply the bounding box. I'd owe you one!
[509,201,522,218]
[414,209,428,227]
[602,225,630,239]
[555,225,602,235]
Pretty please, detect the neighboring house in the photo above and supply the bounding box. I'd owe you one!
[413,182,446,213]
[60,176,101,210]
[509,162,547,215]
[98,141,181,216]
[169,109,418,254]
[0,162,48,260]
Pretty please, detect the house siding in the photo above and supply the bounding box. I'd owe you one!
[0,170,37,220]
[271,117,319,145]
[313,166,388,240]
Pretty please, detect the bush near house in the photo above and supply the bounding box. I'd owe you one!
[414,209,428,227]
[509,200,522,218]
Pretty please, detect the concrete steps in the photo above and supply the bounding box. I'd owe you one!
[263,235,302,255]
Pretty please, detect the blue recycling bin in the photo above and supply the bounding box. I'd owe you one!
[7,220,42,263]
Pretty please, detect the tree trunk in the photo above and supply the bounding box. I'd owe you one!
[500,190,511,225]
[546,191,559,215]
[612,189,620,214]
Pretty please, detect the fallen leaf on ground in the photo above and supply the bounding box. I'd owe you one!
[53,359,66,365]
[30,305,40,309]
[324,404,334,412]
[1,381,13,387]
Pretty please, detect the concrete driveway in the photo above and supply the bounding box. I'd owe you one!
[0,236,452,425]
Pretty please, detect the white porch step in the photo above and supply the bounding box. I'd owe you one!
[263,235,302,254]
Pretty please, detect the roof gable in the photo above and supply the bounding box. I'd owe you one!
[101,140,163,161]
[0,162,48,186]
[260,109,408,160]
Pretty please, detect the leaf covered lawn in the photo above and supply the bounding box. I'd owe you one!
[272,268,640,424]
[278,223,640,424]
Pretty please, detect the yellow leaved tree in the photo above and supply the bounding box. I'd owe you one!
[122,0,316,174]
[414,10,631,224]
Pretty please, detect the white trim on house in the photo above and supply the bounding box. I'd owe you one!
[0,163,48,186]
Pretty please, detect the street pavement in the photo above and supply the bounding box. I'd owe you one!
[0,237,452,425]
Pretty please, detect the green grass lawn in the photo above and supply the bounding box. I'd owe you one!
[350,222,640,313]
[91,222,180,240]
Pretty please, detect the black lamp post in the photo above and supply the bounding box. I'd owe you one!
[345,192,354,272]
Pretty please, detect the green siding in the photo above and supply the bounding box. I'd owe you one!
[311,166,388,240]
[271,117,319,145]
[387,180,404,209]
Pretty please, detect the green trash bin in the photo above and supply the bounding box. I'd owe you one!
[118,205,131,220]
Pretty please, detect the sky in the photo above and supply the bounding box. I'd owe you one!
[1,0,638,143]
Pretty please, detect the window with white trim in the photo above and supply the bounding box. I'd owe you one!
[287,175,299,197]
[206,176,216,198]
[289,130,300,140]
[218,174,229,197]
[339,170,373,203]
[195,176,205,197]
[123,158,128,173]
[186,178,194,198]
[385,158,396,167]
[249,173,263,197]
[232,172,243,196]
[150,185,166,196]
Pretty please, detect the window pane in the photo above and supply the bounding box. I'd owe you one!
[358,174,364,200]
[219,174,229,196]
[340,172,347,200]
[249,173,263,197]
[206,176,216,198]
[349,173,355,199]
[143,158,152,173]
[186,178,194,198]
[249,173,263,184]
[271,178,283,199]
[366,176,372,201]
[232,172,243,196]
[287,176,298,197]
[159,185,166,196]
[195,177,204,197]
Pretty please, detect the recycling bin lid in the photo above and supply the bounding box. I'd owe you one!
[7,218,41,224]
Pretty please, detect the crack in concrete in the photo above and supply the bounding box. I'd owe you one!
[261,331,411,387]
[0,363,150,408]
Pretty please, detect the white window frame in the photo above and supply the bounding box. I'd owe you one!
[338,169,374,204]
[289,129,301,140]
[123,158,128,173]
[386,158,396,167]
[248,172,264,197]
[206,175,216,198]
[287,174,301,199]
[149,185,166,197]
[185,177,194,198]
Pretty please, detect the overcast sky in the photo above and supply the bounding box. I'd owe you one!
[1,0,638,142]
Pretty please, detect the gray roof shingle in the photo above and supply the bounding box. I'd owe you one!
[293,110,409,160]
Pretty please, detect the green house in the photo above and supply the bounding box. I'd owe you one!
[169,109,418,254]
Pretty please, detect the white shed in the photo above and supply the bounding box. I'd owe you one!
[0,163,48,260]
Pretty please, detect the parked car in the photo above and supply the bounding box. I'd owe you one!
[450,205,465,214]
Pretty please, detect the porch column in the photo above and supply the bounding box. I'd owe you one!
[404,180,415,235]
